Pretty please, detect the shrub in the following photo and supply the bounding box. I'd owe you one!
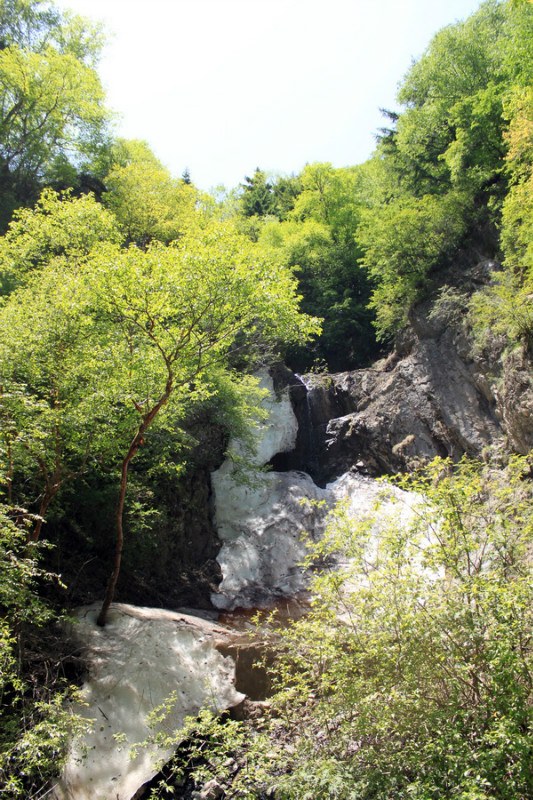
[0,506,87,798]
[144,455,533,799]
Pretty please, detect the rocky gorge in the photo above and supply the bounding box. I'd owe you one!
[53,266,533,799]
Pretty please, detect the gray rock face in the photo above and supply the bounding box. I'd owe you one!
[279,300,533,481]
[499,347,533,453]
[310,335,502,478]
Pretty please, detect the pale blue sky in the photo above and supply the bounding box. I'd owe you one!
[56,0,484,191]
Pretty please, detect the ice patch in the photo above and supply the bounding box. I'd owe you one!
[54,604,244,800]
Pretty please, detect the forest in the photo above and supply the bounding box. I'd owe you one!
[2,0,533,797]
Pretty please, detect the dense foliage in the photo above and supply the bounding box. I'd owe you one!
[3,1,533,367]
[357,0,533,341]
[262,457,533,799]
[0,506,87,797]
[216,2,533,365]
[257,163,376,371]
[151,456,533,799]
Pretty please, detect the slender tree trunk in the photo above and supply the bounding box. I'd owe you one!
[96,434,140,626]
[29,490,56,544]
[97,374,173,627]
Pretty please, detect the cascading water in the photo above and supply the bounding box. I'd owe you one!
[294,372,322,479]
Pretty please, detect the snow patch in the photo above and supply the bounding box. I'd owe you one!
[211,371,418,610]
[54,604,244,800]
[249,369,299,465]
[211,469,327,609]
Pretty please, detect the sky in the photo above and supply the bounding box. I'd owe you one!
[56,0,484,191]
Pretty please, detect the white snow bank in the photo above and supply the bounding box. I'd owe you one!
[248,369,299,465]
[54,604,244,800]
[211,368,418,610]
[211,466,418,610]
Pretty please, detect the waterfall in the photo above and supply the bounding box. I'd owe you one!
[57,368,418,800]
[295,372,322,479]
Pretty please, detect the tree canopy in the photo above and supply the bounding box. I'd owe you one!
[0,0,110,229]
[102,139,199,246]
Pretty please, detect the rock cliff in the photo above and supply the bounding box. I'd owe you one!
[273,276,533,483]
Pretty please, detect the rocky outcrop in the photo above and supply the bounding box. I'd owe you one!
[499,347,533,453]
[303,332,503,481]
[273,285,533,483]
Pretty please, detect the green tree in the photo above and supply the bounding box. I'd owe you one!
[359,191,468,338]
[0,0,110,227]
[237,169,302,243]
[0,192,125,552]
[500,86,533,269]
[0,264,116,543]
[0,187,121,295]
[240,168,276,219]
[0,190,320,624]
[470,84,533,350]
[103,140,198,246]
[82,223,320,624]
[0,193,123,545]
[258,163,378,370]
[385,1,528,201]
[360,1,533,343]
[0,46,109,181]
[0,0,105,61]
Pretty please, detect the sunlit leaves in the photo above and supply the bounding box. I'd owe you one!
[0,504,89,797]
[0,191,320,550]
[255,457,533,798]
[0,189,121,294]
[103,140,199,246]
[359,192,468,338]
[256,163,375,370]
[0,45,109,180]
[363,1,533,342]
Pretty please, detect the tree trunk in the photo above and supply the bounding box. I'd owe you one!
[96,377,173,627]
[96,434,139,627]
